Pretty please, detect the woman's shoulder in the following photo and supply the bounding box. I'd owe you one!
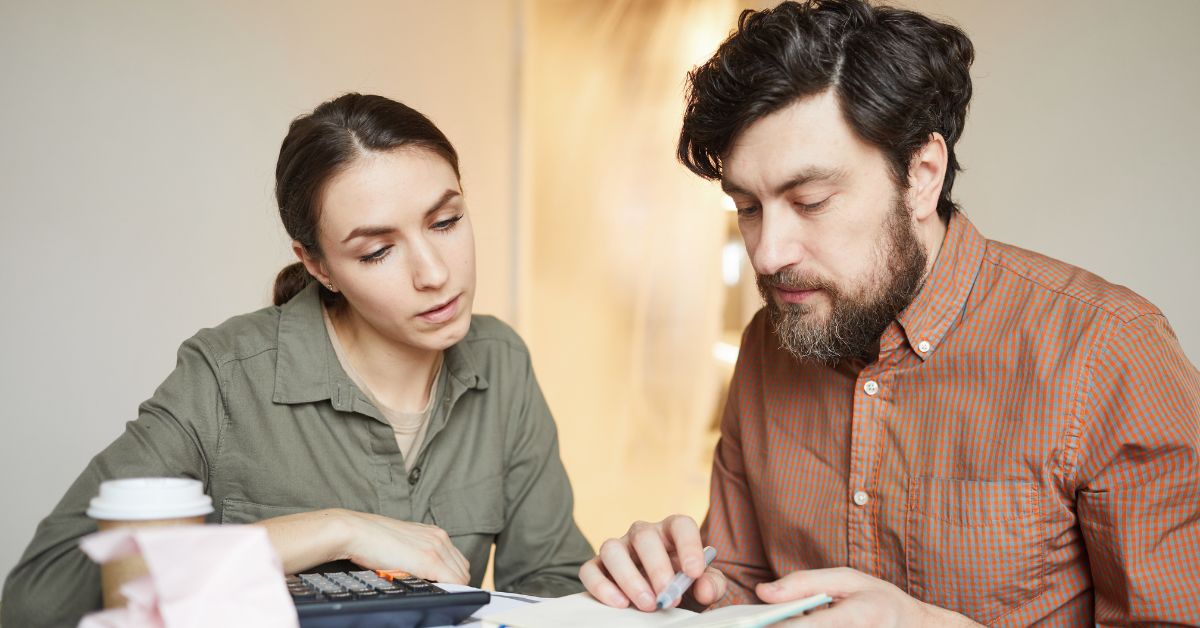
[461,314,528,352]
[453,315,538,376]
[183,303,285,365]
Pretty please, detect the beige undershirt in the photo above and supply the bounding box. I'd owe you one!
[323,306,440,472]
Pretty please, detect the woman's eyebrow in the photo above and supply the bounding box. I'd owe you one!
[341,190,462,243]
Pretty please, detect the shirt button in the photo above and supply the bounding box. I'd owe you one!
[853,490,870,506]
[863,380,879,396]
[407,466,422,486]
[917,340,931,353]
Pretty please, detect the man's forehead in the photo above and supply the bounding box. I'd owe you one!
[721,165,849,197]
[720,92,880,194]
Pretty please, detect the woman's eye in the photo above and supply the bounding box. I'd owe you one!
[359,246,392,264]
[433,215,463,231]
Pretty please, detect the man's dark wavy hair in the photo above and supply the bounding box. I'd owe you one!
[678,0,974,220]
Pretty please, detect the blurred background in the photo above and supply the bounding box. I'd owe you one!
[2,0,1198,586]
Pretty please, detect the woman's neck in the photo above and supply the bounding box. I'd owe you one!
[327,303,442,413]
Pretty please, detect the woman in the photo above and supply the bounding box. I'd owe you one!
[1,94,594,627]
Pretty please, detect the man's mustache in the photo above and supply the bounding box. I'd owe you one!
[758,269,833,293]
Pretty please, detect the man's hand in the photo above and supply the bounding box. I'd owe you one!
[578,515,727,612]
[759,567,981,627]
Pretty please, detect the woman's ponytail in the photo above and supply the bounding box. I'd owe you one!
[273,262,313,306]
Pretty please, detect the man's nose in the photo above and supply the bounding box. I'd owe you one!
[750,202,806,276]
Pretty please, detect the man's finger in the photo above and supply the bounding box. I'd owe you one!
[691,567,728,607]
[773,596,867,628]
[663,515,706,578]
[757,567,864,603]
[580,558,631,608]
[598,538,657,611]
[629,525,677,598]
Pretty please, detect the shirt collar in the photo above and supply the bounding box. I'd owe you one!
[884,211,987,361]
[273,282,486,408]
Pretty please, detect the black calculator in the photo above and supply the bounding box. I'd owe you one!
[287,569,490,628]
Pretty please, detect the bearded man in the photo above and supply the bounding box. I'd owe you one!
[580,1,1200,625]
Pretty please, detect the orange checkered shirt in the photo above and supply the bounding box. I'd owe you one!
[703,212,1200,625]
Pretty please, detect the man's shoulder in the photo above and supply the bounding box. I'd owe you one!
[981,238,1161,324]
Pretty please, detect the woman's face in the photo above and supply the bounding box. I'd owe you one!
[305,147,476,354]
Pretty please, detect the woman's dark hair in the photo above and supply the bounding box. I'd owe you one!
[678,0,974,220]
[273,93,461,306]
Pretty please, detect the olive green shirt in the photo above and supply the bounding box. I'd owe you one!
[2,284,593,627]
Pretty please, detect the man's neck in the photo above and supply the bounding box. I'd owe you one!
[919,214,951,280]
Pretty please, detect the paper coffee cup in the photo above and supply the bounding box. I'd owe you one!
[87,478,214,608]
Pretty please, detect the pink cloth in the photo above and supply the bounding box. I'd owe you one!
[78,524,298,628]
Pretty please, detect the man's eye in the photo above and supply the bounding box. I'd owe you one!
[736,204,761,218]
[796,197,831,212]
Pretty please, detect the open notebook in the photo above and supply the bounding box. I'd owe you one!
[480,592,833,628]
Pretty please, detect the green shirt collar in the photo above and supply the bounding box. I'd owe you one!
[272,283,486,407]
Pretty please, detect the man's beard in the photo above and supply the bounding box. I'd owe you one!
[757,197,929,364]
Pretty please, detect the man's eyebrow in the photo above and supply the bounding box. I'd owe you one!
[721,167,847,197]
[340,190,461,244]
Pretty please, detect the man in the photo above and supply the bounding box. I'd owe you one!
[579,1,1200,625]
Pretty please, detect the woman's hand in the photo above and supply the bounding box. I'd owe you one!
[255,508,470,584]
[578,515,727,612]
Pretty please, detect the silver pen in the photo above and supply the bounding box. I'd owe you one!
[655,545,717,610]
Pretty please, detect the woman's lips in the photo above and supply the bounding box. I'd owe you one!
[418,294,461,323]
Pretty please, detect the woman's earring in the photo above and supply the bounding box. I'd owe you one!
[327,282,335,292]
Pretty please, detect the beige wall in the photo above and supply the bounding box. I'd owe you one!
[0,0,520,580]
[904,0,1200,360]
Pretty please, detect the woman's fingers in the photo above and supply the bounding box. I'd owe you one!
[346,513,470,583]
[423,524,470,583]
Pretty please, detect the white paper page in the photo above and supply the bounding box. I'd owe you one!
[480,592,696,628]
[432,583,548,628]
[665,593,833,628]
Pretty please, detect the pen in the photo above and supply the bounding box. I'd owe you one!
[655,545,717,610]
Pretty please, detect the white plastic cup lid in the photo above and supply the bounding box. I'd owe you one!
[86,477,214,521]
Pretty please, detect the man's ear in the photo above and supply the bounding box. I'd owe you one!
[906,132,948,223]
[291,240,332,289]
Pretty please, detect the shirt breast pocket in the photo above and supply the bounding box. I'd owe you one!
[905,477,1045,625]
[429,476,505,540]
